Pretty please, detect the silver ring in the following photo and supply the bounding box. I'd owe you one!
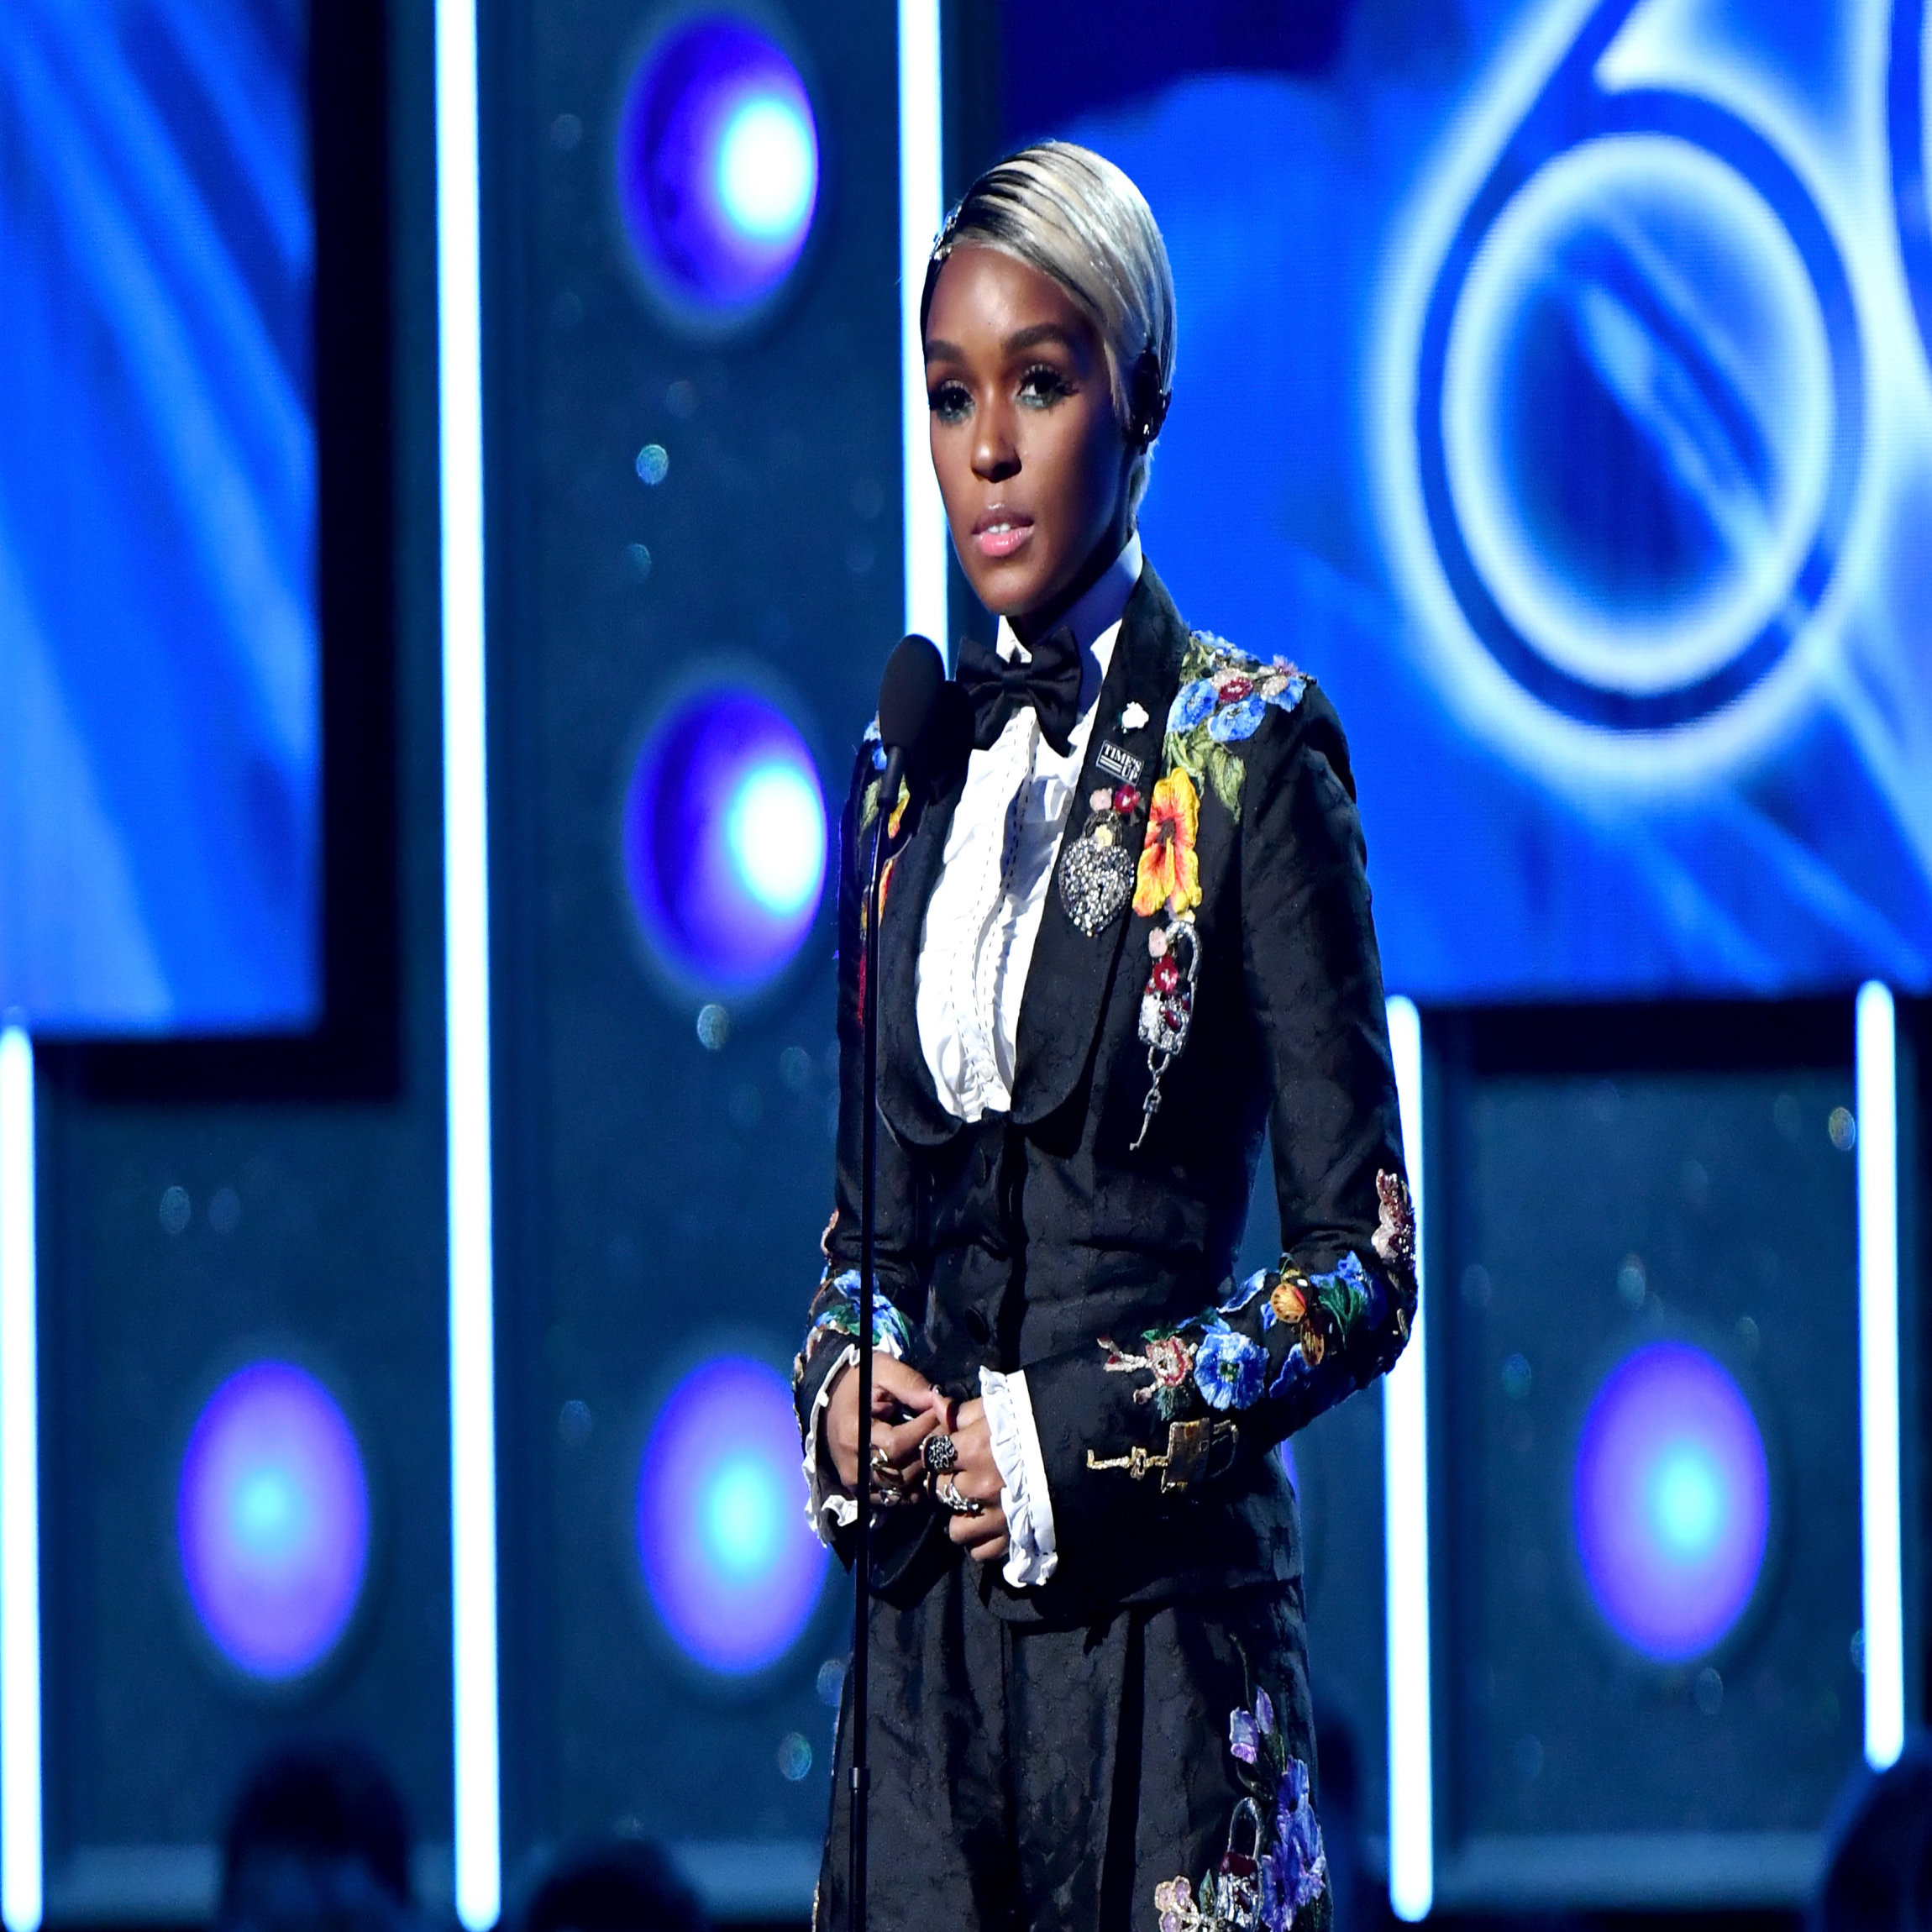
[922,1432,959,1476]
[936,1474,984,1517]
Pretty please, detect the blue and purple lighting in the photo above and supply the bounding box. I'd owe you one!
[616,18,819,322]
[623,685,827,998]
[636,1356,828,1674]
[176,1362,370,1682]
[1572,1341,1770,1662]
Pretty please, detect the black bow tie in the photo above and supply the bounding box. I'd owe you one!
[956,625,1084,756]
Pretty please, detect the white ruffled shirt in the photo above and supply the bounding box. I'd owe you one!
[911,534,1142,1587]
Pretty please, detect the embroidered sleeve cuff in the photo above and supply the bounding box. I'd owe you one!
[979,1366,1058,1588]
[801,1343,860,1544]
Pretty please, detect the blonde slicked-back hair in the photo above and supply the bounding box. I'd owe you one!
[921,141,1178,516]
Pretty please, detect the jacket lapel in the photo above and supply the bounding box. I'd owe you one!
[1010,565,1190,1128]
[874,766,970,1147]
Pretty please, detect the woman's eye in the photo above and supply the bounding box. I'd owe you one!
[928,381,972,424]
[1016,364,1074,408]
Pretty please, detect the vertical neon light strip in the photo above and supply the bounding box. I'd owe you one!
[1856,982,1903,1771]
[1383,995,1432,1921]
[897,0,948,656]
[0,1028,39,1932]
[435,0,500,1921]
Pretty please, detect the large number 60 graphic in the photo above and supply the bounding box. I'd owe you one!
[1413,0,1864,735]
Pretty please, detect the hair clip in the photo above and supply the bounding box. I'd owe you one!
[930,202,963,263]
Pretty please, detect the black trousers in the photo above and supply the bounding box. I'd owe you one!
[816,1564,1316,1932]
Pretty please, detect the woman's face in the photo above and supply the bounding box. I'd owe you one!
[923,244,1134,630]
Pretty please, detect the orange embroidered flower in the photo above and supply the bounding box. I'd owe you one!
[1133,768,1202,918]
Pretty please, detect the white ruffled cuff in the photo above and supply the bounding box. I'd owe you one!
[801,1343,861,1541]
[979,1366,1058,1588]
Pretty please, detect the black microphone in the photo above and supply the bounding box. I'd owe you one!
[876,633,972,821]
[848,629,955,1932]
[876,633,944,807]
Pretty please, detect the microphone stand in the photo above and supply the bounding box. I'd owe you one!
[849,748,900,1932]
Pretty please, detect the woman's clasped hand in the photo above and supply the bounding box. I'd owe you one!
[822,1352,1011,1562]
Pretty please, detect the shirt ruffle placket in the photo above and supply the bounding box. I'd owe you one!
[958,713,1037,1115]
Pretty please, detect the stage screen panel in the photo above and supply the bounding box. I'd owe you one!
[1019,0,1932,1000]
[0,0,319,1034]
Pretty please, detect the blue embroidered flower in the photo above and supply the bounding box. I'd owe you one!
[1169,678,1219,731]
[1275,1759,1327,1908]
[1221,1269,1270,1315]
[1256,1759,1327,1930]
[1266,1344,1314,1401]
[1255,1688,1274,1732]
[1194,1320,1266,1410]
[811,1271,911,1356]
[1336,1252,1368,1293]
[1207,695,1267,743]
[1266,672,1309,712]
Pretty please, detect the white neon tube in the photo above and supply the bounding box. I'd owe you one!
[1856,982,1903,1771]
[897,0,948,656]
[434,2,500,1922]
[1382,995,1432,1922]
[0,1027,40,1932]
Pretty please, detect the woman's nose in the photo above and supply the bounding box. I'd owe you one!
[972,405,1018,482]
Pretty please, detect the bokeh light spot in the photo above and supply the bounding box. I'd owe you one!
[177,1362,370,1681]
[616,18,819,323]
[1572,1341,1769,1662]
[623,685,827,999]
[638,1356,829,1674]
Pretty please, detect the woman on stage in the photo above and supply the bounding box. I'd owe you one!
[792,141,1416,1932]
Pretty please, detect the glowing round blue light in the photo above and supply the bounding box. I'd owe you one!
[716,95,816,241]
[1572,1341,1770,1662]
[637,1356,828,1674]
[725,761,824,917]
[623,685,827,998]
[176,1362,370,1682]
[616,18,819,323]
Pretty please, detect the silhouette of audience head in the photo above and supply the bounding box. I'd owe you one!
[515,1839,708,1932]
[1815,1738,1932,1932]
[218,1736,413,1932]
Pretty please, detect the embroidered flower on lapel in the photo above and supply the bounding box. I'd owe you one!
[1170,678,1219,732]
[1207,695,1268,743]
[1121,700,1150,731]
[1163,634,1310,817]
[1134,767,1202,918]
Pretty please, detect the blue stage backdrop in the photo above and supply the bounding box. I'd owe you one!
[0,0,319,1035]
[1007,0,1932,1001]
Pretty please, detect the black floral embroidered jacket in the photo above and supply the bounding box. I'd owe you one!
[793,563,1416,1617]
